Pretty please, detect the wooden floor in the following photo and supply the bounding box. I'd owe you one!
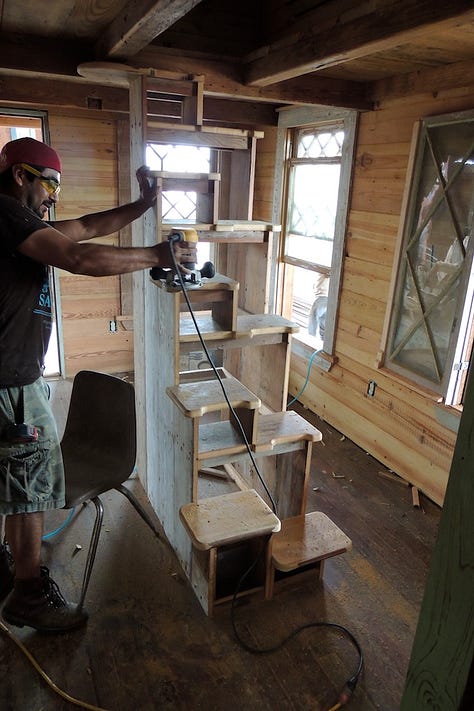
[0,377,441,711]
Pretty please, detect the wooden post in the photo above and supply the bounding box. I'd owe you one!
[129,74,148,490]
[401,363,474,710]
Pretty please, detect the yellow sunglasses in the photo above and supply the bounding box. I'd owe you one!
[21,163,61,196]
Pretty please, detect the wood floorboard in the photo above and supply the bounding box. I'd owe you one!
[0,380,441,710]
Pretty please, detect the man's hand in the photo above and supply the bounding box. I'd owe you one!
[136,166,157,208]
[153,240,198,274]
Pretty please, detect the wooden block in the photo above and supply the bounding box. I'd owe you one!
[271,512,352,573]
[179,489,281,550]
[411,486,421,508]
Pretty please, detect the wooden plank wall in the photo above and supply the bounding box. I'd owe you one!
[48,113,134,376]
[286,85,474,506]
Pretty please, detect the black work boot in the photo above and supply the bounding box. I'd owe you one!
[2,566,88,633]
[0,543,14,600]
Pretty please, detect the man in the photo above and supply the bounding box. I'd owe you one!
[0,137,196,633]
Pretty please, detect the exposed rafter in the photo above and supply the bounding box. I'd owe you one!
[133,48,373,110]
[96,0,205,60]
[244,0,474,86]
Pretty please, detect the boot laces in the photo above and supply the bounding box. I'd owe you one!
[40,566,67,608]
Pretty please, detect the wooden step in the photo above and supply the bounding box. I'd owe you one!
[266,511,352,598]
[198,409,322,462]
[179,489,280,551]
[167,373,260,418]
[254,410,322,452]
[180,489,281,615]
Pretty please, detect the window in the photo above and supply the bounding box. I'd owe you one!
[384,110,474,406]
[0,110,62,378]
[146,142,212,265]
[273,108,357,358]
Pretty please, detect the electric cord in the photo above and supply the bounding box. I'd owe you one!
[229,542,363,709]
[170,245,364,708]
[287,348,319,408]
[0,619,110,710]
[42,506,76,541]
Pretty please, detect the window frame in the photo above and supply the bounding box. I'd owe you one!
[272,106,358,360]
[382,110,474,404]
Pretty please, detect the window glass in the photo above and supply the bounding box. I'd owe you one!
[285,162,341,268]
[281,122,347,352]
[386,111,474,402]
[146,143,212,263]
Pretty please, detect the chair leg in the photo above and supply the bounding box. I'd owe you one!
[115,484,161,540]
[79,496,104,610]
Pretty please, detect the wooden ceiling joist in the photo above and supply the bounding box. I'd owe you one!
[96,0,205,60]
[133,48,373,110]
[244,0,474,86]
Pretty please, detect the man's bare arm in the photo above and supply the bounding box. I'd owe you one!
[17,225,196,277]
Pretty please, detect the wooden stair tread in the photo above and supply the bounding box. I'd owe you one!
[271,512,352,572]
[167,375,260,417]
[198,411,322,461]
[235,314,299,337]
[180,489,281,550]
[254,411,322,451]
[179,312,299,342]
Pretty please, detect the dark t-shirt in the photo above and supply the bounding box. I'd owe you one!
[0,194,51,386]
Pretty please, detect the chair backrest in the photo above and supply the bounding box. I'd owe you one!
[61,371,137,506]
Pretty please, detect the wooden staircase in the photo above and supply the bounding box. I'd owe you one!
[150,270,351,615]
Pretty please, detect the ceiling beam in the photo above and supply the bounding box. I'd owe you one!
[133,48,373,110]
[0,33,371,111]
[96,0,205,60]
[0,72,278,125]
[245,0,474,86]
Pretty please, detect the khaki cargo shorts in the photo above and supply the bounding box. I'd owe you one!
[0,378,65,514]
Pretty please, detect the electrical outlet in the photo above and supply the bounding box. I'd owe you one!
[367,380,377,397]
[109,319,118,333]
